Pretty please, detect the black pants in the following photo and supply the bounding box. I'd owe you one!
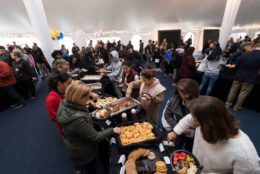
[75,159,98,174]
[4,85,25,104]
[174,134,194,153]
[16,79,36,99]
[164,62,171,75]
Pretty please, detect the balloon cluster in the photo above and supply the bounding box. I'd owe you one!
[50,28,64,40]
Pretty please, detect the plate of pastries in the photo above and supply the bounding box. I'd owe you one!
[93,109,110,119]
[96,68,111,73]
[92,97,117,108]
[107,97,140,116]
[125,148,168,174]
[119,122,156,146]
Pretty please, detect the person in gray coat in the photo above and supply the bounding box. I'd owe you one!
[161,79,199,152]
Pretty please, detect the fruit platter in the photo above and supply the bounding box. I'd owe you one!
[171,150,201,174]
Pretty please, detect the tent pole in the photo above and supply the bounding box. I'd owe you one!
[23,0,54,66]
[219,0,241,49]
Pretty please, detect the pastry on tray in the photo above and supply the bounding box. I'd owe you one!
[155,161,167,174]
[108,98,138,114]
[93,97,117,108]
[96,68,111,73]
[120,122,155,146]
[125,148,151,174]
[95,109,110,119]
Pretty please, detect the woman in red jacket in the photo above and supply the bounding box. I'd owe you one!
[45,72,72,137]
[0,60,25,109]
[179,47,196,80]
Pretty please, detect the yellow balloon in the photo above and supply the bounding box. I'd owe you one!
[53,31,59,38]
[50,28,59,38]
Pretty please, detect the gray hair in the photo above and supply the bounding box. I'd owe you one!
[53,59,69,69]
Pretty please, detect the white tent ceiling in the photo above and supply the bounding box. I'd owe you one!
[0,0,260,33]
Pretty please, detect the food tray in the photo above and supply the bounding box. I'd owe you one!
[170,150,202,174]
[104,97,141,116]
[87,83,102,90]
[80,75,102,81]
[96,68,111,73]
[92,108,110,120]
[91,97,118,109]
[135,149,166,173]
[116,119,160,150]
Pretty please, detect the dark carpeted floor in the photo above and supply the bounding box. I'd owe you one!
[0,80,74,174]
[0,73,259,174]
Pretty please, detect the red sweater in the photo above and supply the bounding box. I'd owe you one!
[179,54,196,78]
[45,90,65,137]
[0,61,16,87]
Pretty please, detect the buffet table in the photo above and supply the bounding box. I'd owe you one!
[85,93,174,174]
[92,108,175,174]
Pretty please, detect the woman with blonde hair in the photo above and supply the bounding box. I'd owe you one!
[57,80,120,174]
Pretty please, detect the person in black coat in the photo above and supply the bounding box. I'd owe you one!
[226,42,260,111]
[72,43,80,56]
[139,40,144,54]
[11,51,36,99]
[100,44,109,65]
[126,48,143,74]
[80,50,96,74]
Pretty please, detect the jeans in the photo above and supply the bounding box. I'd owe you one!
[199,73,219,95]
[4,85,25,104]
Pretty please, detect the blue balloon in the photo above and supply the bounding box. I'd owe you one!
[60,32,64,39]
[58,32,64,40]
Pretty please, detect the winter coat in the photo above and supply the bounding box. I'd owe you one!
[45,90,64,137]
[163,92,189,129]
[12,59,34,82]
[179,54,196,78]
[57,100,114,165]
[0,61,16,87]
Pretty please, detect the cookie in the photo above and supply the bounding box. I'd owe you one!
[148,152,156,160]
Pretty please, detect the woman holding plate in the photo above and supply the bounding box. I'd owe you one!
[126,68,166,123]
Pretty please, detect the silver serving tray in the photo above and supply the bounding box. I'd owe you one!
[81,75,102,81]
[104,97,141,116]
[87,83,102,90]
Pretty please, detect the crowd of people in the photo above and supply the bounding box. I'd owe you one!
[1,34,260,173]
[0,43,47,109]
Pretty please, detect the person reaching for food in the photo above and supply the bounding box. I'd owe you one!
[161,78,199,152]
[57,80,120,174]
[167,96,260,174]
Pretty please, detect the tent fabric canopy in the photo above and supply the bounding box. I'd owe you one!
[0,0,260,33]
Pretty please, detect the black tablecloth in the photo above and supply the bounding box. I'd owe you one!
[94,109,174,174]
[107,125,174,174]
